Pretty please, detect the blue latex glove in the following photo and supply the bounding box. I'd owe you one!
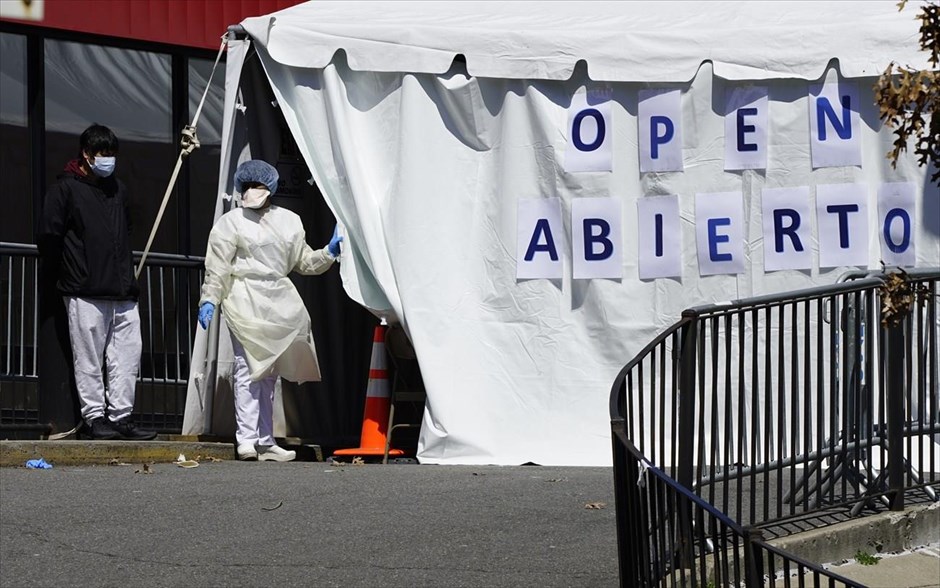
[198,302,215,329]
[26,458,52,469]
[328,224,344,257]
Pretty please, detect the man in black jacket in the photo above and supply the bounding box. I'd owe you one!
[37,124,156,441]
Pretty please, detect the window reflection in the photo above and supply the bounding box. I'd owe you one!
[43,39,177,253]
[1,33,30,243]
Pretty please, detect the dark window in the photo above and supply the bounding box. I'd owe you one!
[0,33,29,244]
[43,39,177,253]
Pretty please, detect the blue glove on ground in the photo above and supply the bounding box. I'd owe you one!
[198,302,215,329]
[328,224,344,257]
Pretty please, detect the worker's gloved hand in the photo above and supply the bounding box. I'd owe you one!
[198,302,215,329]
[328,224,344,258]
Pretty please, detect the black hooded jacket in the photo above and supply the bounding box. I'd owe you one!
[37,162,139,300]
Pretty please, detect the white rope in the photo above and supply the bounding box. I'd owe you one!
[135,38,228,279]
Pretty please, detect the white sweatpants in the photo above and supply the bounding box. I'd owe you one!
[231,334,277,446]
[64,297,142,422]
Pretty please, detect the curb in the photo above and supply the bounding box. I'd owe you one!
[769,501,940,565]
[0,440,237,467]
[1,436,324,467]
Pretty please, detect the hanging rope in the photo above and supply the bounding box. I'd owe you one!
[134,37,228,279]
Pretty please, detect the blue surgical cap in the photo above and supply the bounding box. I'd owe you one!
[234,160,279,194]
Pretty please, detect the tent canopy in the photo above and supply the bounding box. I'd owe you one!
[189,1,940,466]
[241,1,930,81]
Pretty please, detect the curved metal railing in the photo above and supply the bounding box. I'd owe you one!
[610,268,939,587]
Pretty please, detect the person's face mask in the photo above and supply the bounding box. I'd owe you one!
[242,187,271,209]
[89,155,116,178]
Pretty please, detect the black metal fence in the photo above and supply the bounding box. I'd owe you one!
[610,268,939,587]
[133,251,205,432]
[612,447,867,587]
[0,243,39,427]
[1,242,205,434]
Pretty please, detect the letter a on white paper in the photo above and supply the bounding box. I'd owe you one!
[517,198,564,279]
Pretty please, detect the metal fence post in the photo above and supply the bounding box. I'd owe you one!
[611,422,638,588]
[676,313,698,569]
[743,526,765,587]
[884,317,906,511]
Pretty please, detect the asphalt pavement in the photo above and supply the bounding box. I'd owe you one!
[2,449,938,587]
[0,460,619,587]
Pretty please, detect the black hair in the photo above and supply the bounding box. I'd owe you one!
[79,124,119,157]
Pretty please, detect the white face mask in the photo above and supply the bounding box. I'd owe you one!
[242,187,271,209]
[89,155,116,177]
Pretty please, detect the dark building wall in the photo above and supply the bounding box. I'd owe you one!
[1,2,380,448]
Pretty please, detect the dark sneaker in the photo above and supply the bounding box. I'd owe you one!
[111,418,158,441]
[87,417,121,440]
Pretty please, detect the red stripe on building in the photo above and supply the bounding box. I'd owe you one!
[1,0,306,50]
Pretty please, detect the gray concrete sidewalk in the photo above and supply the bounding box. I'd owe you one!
[826,546,940,588]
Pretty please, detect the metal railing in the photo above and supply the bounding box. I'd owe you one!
[610,268,939,587]
[0,243,40,426]
[1,242,205,434]
[133,250,205,432]
[612,448,866,587]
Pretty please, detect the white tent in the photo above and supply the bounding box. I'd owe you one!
[184,1,939,466]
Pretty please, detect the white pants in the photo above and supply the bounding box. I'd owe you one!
[64,297,141,422]
[231,334,277,446]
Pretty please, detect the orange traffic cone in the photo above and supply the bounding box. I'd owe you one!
[332,322,404,459]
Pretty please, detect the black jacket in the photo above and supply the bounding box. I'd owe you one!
[37,165,139,300]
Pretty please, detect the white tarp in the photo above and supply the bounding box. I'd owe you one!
[228,1,938,466]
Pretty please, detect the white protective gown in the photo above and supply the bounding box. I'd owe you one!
[200,205,335,383]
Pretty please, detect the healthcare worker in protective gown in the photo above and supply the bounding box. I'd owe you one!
[197,159,343,462]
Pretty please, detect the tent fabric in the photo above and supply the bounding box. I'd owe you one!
[229,1,940,466]
[240,1,932,82]
[183,38,250,438]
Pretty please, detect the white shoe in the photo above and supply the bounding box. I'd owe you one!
[257,445,296,462]
[237,443,258,461]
